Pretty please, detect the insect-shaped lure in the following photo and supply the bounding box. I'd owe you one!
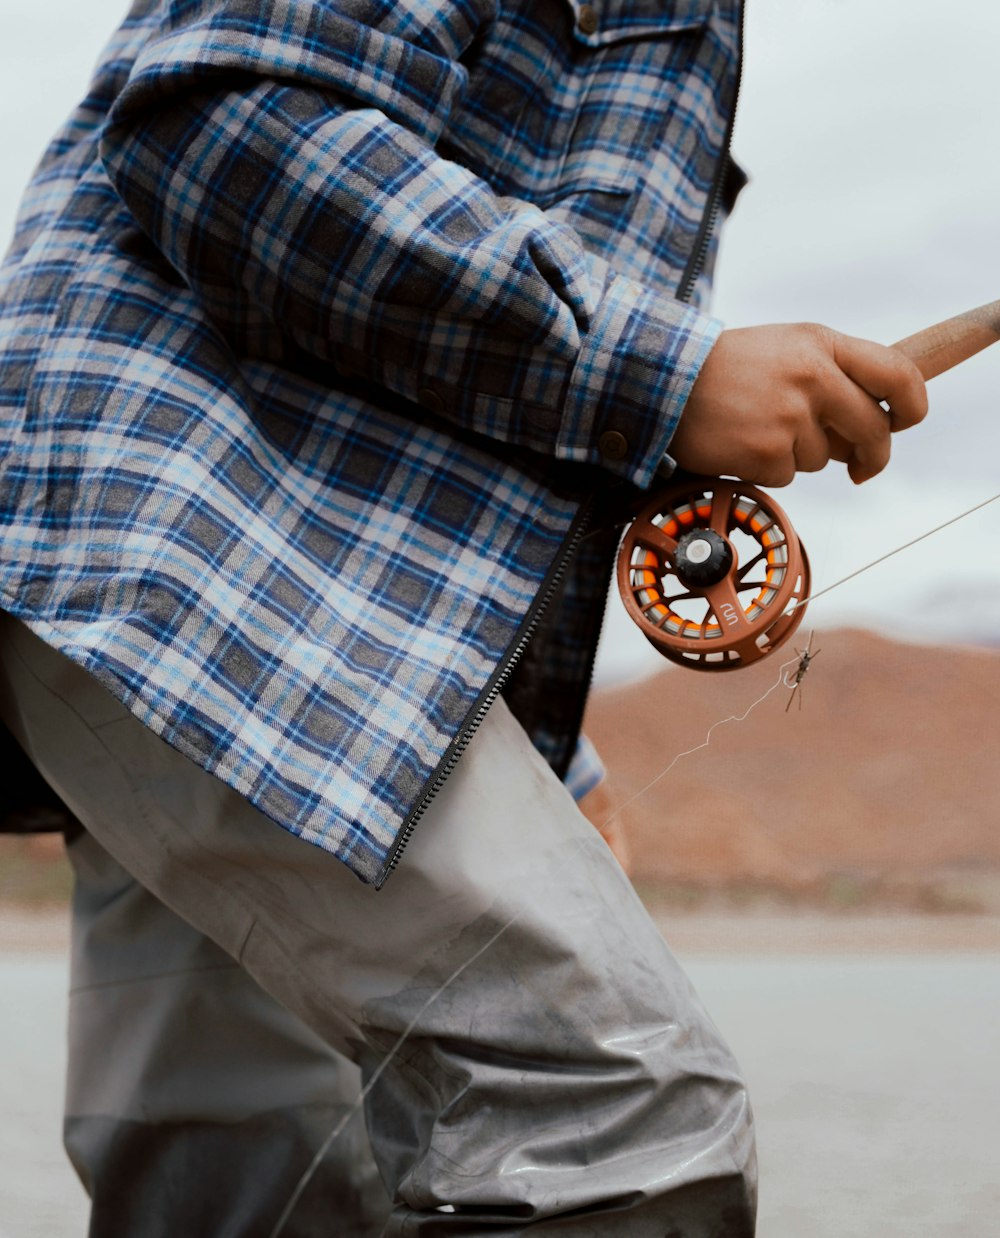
[784,631,820,712]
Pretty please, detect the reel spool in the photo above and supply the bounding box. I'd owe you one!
[617,477,810,671]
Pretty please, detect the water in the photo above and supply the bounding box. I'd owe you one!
[0,955,84,1238]
[687,954,1000,1237]
[2,943,999,1236]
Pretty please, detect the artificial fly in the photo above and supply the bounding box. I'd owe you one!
[784,632,820,712]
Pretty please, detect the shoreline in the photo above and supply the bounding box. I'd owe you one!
[6,902,1000,957]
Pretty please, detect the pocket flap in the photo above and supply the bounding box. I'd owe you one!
[563,0,712,47]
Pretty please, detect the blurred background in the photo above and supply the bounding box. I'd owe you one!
[2,0,999,1235]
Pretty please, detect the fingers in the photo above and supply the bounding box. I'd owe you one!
[830,331,929,432]
[824,427,853,464]
[817,329,928,484]
[793,421,832,474]
[817,371,891,484]
[846,435,890,485]
[673,322,929,489]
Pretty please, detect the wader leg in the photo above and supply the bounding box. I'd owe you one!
[0,611,756,1236]
[64,830,392,1237]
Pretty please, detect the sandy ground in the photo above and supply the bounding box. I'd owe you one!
[9,903,1000,955]
[2,906,1000,1237]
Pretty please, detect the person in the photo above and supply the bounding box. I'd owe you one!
[0,0,927,1233]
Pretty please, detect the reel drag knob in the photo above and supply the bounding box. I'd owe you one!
[616,477,810,671]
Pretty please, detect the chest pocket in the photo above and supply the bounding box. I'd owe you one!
[442,0,712,207]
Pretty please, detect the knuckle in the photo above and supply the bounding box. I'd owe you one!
[800,321,836,349]
[794,324,837,388]
[795,431,830,474]
[886,354,928,422]
[752,451,796,487]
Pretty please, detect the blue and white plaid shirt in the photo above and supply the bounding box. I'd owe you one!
[0,0,742,884]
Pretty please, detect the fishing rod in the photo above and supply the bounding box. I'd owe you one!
[616,299,1000,671]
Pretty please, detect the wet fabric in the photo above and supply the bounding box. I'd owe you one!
[0,0,741,880]
[0,611,756,1233]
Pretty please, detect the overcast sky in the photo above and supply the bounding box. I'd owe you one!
[1,0,998,683]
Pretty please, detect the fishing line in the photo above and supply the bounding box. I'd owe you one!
[597,487,1000,830]
[790,489,1000,611]
[272,485,1000,1228]
[594,653,799,835]
[268,908,527,1238]
[270,660,798,1230]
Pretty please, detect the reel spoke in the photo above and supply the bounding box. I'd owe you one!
[634,518,678,561]
[709,482,737,536]
[704,573,754,640]
[736,548,767,581]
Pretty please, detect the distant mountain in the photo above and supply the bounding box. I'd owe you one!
[582,628,1000,900]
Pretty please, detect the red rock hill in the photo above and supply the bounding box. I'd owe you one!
[582,629,1000,898]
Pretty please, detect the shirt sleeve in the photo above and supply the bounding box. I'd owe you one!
[99,0,721,491]
[562,732,607,802]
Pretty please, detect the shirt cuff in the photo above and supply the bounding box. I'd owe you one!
[563,732,607,802]
[557,263,723,490]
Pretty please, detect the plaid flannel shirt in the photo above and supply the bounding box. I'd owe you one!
[0,0,742,884]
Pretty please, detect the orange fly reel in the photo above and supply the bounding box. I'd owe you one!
[617,476,810,671]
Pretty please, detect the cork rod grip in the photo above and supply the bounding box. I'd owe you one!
[892,299,1000,381]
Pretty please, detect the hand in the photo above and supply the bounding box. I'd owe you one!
[579,780,632,875]
[670,323,928,486]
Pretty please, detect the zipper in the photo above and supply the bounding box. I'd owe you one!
[376,495,595,887]
[675,0,746,305]
[549,5,746,780]
[376,3,744,885]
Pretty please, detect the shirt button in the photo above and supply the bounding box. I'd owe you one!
[578,4,599,35]
[417,387,446,416]
[598,430,628,461]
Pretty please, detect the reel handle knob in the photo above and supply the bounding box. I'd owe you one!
[674,528,733,587]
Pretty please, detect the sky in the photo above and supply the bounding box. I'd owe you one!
[1,0,998,684]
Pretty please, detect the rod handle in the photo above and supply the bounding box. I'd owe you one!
[892,299,1000,381]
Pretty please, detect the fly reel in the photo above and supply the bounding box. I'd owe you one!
[616,477,810,671]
